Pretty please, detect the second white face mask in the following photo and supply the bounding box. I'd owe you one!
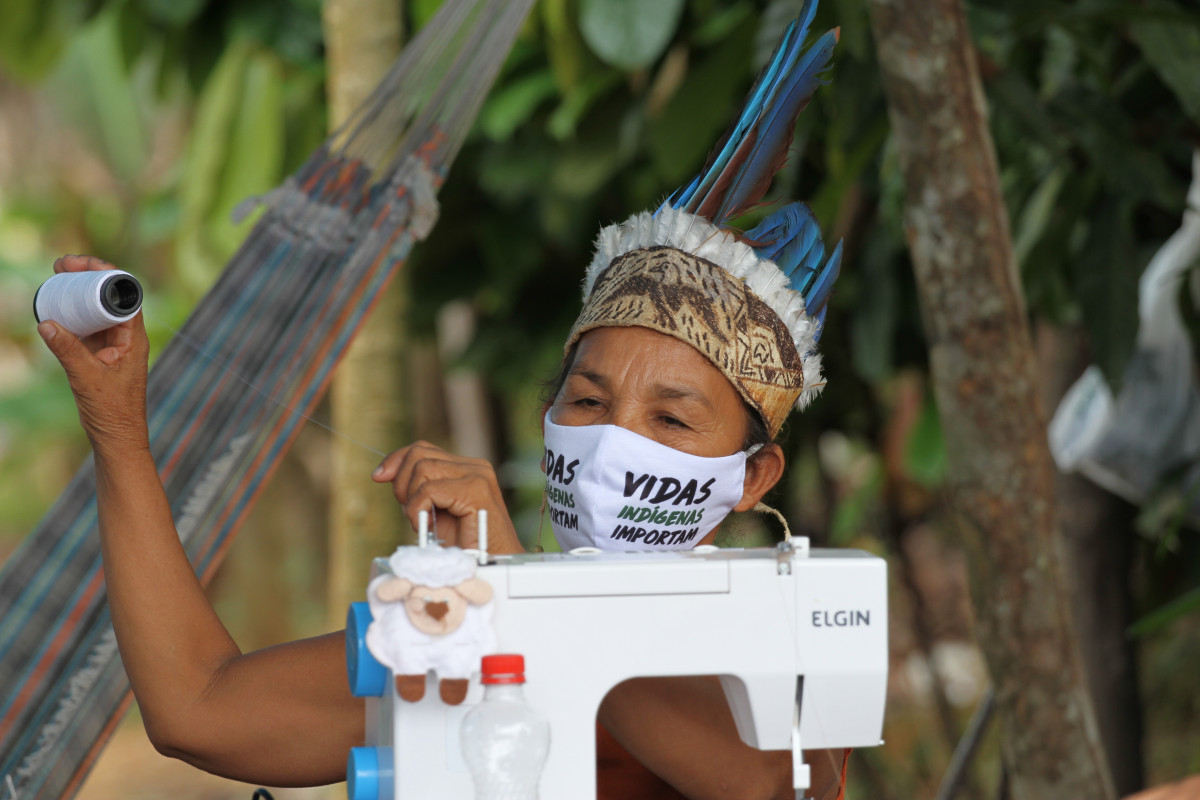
[542,413,747,552]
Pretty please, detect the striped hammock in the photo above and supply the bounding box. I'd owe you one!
[0,1,535,797]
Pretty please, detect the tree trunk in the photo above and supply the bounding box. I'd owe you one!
[1035,321,1144,796]
[323,0,408,630]
[865,1,1117,797]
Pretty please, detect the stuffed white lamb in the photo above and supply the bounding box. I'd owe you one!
[365,545,497,705]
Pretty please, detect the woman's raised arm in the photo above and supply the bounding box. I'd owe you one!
[37,255,362,786]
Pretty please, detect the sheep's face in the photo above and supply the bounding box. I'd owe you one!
[403,585,469,635]
[375,575,494,636]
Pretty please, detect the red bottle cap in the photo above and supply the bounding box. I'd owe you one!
[481,654,525,684]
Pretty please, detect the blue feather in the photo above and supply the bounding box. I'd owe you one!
[805,239,843,316]
[677,17,803,212]
[673,0,836,224]
[742,202,842,329]
[666,0,843,340]
[744,203,822,286]
[810,304,830,343]
[711,30,837,222]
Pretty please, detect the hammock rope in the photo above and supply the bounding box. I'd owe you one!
[0,1,535,796]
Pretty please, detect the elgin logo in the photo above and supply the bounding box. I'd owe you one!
[811,610,871,628]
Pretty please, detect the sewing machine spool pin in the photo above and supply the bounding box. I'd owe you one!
[475,510,488,565]
[417,513,432,551]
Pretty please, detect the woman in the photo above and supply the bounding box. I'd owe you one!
[35,5,850,796]
[36,245,845,799]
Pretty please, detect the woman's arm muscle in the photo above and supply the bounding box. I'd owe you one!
[94,437,362,785]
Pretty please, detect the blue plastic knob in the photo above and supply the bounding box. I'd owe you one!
[346,602,387,697]
[347,746,393,800]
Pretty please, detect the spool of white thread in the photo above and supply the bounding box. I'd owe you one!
[34,270,143,338]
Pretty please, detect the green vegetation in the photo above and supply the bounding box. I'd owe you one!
[1,0,1198,795]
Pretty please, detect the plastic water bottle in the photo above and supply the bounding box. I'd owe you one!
[460,654,550,799]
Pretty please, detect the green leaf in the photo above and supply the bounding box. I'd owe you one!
[647,16,754,184]
[579,0,684,71]
[552,141,622,198]
[829,455,882,546]
[904,392,948,488]
[1013,163,1068,268]
[1128,586,1200,638]
[78,10,150,181]
[1073,199,1141,388]
[850,230,899,383]
[176,43,284,293]
[695,3,753,49]
[542,0,585,92]
[480,71,558,141]
[135,0,209,27]
[208,50,285,255]
[1130,15,1200,126]
[477,142,555,204]
[1055,85,1178,208]
[0,0,71,82]
[177,41,249,292]
[547,71,622,140]
[0,370,80,438]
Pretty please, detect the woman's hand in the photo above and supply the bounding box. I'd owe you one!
[36,255,150,459]
[372,441,524,554]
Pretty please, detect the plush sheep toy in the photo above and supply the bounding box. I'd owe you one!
[365,545,497,705]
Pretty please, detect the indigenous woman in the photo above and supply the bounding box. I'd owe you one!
[36,4,849,798]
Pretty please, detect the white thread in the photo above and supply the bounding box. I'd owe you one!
[34,270,142,338]
[5,774,18,800]
[144,310,388,460]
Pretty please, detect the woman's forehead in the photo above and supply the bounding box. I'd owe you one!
[571,327,741,405]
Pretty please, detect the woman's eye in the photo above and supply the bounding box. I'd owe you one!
[575,397,602,408]
[660,415,688,429]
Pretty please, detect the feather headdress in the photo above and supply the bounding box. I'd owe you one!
[569,0,842,434]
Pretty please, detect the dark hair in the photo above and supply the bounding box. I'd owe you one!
[543,341,772,457]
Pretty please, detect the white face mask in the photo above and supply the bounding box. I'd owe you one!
[542,413,748,552]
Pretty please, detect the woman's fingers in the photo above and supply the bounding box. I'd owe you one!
[371,440,438,485]
[54,254,114,274]
[402,474,497,547]
[37,321,100,383]
[401,455,492,508]
[371,441,521,552]
[373,442,487,501]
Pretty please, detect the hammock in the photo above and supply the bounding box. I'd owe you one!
[0,1,535,796]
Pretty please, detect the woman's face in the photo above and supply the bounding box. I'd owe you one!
[549,326,749,458]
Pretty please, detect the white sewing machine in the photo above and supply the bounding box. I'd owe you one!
[344,530,887,800]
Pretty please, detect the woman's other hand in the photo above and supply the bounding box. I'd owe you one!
[372,441,523,554]
[36,255,150,458]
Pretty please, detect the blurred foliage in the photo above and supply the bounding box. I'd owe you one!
[2,0,1200,790]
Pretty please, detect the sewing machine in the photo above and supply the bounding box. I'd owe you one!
[344,534,888,799]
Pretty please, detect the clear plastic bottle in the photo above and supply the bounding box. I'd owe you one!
[460,654,551,800]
